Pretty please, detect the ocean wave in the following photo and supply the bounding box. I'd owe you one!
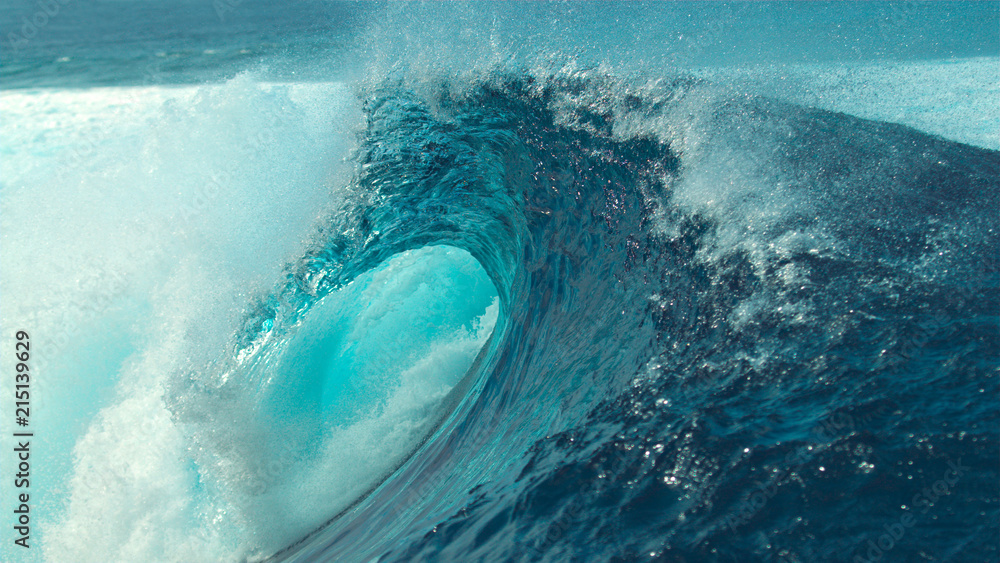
[3,62,997,562]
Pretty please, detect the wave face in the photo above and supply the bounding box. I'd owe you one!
[255,70,998,562]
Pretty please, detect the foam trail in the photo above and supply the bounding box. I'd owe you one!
[1,74,360,561]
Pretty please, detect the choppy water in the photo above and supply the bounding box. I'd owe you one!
[1,2,997,562]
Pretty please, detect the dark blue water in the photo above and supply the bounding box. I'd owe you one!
[2,2,997,562]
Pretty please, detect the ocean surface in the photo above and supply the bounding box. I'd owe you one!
[1,2,998,562]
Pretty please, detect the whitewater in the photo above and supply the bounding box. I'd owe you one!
[1,2,997,562]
